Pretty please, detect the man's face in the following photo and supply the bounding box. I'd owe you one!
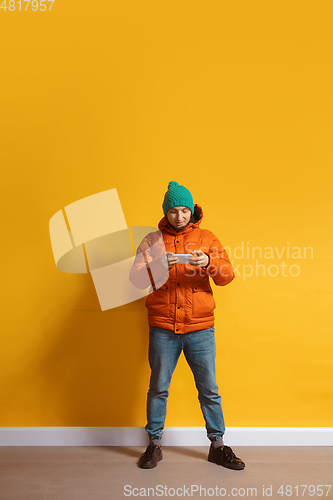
[167,206,192,231]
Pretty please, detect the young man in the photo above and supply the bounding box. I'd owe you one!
[129,181,245,471]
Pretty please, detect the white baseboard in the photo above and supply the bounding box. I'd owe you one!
[0,427,332,446]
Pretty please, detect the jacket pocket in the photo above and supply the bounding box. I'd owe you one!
[145,283,170,316]
[192,281,216,318]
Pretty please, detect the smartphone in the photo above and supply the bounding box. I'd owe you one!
[172,253,192,264]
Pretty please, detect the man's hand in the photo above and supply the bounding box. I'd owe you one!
[161,251,179,270]
[188,249,209,267]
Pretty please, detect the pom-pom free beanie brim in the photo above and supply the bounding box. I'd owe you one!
[162,181,194,216]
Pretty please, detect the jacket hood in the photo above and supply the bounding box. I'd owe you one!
[158,204,204,235]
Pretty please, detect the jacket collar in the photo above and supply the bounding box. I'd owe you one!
[158,204,204,235]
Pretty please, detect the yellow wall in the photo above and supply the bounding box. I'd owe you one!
[0,1,332,427]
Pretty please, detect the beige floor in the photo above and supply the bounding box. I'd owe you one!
[0,446,332,499]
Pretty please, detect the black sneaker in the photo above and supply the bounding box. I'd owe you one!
[208,444,245,470]
[137,443,163,469]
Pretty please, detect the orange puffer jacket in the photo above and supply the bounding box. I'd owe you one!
[129,204,235,334]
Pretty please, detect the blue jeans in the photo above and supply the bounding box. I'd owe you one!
[145,325,225,443]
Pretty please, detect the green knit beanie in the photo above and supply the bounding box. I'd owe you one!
[162,181,194,217]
